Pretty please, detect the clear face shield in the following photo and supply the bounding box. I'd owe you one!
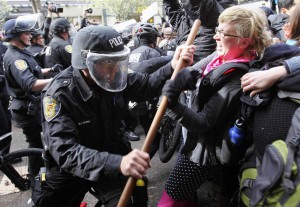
[68,25,77,37]
[15,13,44,31]
[68,25,77,44]
[85,46,130,92]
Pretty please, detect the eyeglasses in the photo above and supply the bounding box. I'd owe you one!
[215,27,240,38]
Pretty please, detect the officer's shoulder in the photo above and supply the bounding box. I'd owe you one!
[44,71,72,95]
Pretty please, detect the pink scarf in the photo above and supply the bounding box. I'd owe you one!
[202,53,255,77]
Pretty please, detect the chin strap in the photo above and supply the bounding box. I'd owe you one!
[16,35,30,48]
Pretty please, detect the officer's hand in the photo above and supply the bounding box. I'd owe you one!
[174,69,200,91]
[120,149,150,179]
[162,69,200,108]
[50,64,63,74]
[162,80,180,108]
[171,45,195,70]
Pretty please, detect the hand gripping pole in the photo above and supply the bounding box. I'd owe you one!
[117,19,202,207]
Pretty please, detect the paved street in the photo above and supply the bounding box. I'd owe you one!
[0,124,177,207]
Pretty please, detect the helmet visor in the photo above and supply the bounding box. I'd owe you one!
[68,24,77,37]
[15,13,44,31]
[85,46,130,92]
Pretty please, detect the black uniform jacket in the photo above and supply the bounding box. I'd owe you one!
[4,45,43,110]
[129,45,172,74]
[44,35,72,69]
[41,63,173,181]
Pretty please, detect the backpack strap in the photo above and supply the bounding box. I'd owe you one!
[282,108,300,194]
[209,62,250,86]
[198,62,249,109]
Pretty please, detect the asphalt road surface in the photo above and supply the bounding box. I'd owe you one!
[0,124,177,207]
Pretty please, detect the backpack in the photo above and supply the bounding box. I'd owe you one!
[239,107,300,207]
[181,62,250,162]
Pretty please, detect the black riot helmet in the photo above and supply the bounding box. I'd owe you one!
[31,30,44,38]
[50,18,71,35]
[136,23,160,44]
[72,26,130,92]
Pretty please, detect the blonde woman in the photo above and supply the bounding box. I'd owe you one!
[158,6,273,207]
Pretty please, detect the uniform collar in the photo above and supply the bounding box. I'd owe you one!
[73,68,93,101]
[8,44,33,56]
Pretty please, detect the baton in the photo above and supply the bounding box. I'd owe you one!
[117,19,202,207]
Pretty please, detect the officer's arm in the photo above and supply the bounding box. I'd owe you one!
[41,68,52,75]
[41,63,63,76]
[130,56,172,74]
[60,45,72,67]
[31,79,52,91]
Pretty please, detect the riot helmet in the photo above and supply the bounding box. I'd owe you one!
[50,18,71,35]
[31,30,43,38]
[136,23,160,44]
[72,26,130,92]
[30,30,45,47]
[3,13,44,40]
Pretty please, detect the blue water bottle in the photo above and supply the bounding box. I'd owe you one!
[228,118,246,145]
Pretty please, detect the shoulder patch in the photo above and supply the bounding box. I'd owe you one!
[14,60,28,71]
[43,96,61,122]
[127,40,135,47]
[45,46,51,55]
[129,53,141,63]
[128,68,135,74]
[65,45,72,53]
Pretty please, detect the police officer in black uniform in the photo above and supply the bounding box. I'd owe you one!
[27,30,47,68]
[2,17,62,188]
[0,39,11,156]
[34,25,194,207]
[129,23,172,74]
[128,24,172,151]
[44,18,72,69]
[125,23,170,142]
[27,30,45,55]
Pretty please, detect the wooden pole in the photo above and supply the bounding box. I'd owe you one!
[117,19,202,207]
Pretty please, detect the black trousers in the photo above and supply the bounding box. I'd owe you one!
[33,167,133,207]
[11,108,44,187]
[0,98,11,155]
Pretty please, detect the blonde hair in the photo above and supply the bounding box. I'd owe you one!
[218,6,273,57]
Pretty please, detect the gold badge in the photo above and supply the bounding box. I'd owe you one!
[14,60,28,71]
[65,45,72,53]
[43,96,61,122]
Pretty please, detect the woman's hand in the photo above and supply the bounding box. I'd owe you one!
[171,45,196,70]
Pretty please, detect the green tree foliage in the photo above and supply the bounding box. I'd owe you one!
[90,0,153,21]
[0,0,11,27]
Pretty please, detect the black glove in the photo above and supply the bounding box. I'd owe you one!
[162,69,200,108]
[50,64,63,74]
[174,69,200,91]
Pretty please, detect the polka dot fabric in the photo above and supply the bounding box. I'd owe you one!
[165,152,219,201]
